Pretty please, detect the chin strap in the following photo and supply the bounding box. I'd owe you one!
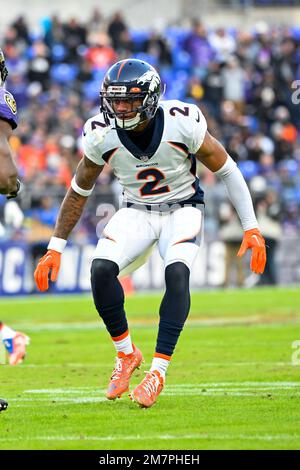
[115,113,141,130]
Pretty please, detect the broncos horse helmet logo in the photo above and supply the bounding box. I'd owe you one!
[137,71,160,92]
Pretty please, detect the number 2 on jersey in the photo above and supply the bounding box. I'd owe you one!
[137,168,170,197]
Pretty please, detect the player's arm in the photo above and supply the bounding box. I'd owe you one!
[53,156,104,240]
[34,156,104,291]
[0,113,19,195]
[0,48,19,196]
[195,131,266,274]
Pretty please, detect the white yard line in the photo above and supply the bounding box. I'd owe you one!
[2,382,297,404]
[8,397,108,403]
[18,361,294,368]
[23,382,300,394]
[162,391,300,396]
[8,392,300,401]
[11,316,300,332]
[167,381,300,387]
[0,433,299,443]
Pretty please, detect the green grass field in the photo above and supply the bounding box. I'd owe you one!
[0,287,300,450]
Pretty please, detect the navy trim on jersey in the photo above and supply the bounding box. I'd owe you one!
[176,236,197,244]
[102,147,118,163]
[123,182,204,211]
[123,200,204,212]
[189,154,197,177]
[168,141,189,155]
[174,235,201,247]
[177,178,205,205]
[116,106,164,161]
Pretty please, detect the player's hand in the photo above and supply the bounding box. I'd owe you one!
[34,250,61,292]
[237,228,266,274]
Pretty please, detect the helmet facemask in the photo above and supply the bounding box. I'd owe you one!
[100,87,160,130]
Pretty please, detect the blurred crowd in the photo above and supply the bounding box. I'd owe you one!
[0,9,300,284]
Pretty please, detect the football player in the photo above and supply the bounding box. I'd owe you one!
[0,49,20,198]
[34,59,266,408]
[0,49,26,411]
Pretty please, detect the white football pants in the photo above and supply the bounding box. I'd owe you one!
[92,206,204,276]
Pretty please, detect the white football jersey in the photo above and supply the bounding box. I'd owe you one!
[82,99,207,205]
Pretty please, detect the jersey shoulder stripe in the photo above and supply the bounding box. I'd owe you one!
[82,112,116,165]
[161,99,207,154]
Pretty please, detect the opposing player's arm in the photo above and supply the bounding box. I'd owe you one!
[195,131,266,274]
[53,156,104,241]
[0,119,18,195]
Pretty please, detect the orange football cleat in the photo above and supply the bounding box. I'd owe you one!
[129,370,164,408]
[106,344,143,400]
[237,228,266,274]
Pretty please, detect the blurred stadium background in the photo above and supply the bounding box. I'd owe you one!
[1,0,300,452]
[1,0,300,295]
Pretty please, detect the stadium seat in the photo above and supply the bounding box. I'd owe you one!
[291,27,300,40]
[92,68,106,82]
[82,80,100,101]
[294,187,300,203]
[50,64,79,84]
[51,44,67,63]
[238,160,260,180]
[165,27,189,48]
[172,48,192,72]
[282,187,299,203]
[131,52,159,68]
[129,30,150,48]
[278,159,299,177]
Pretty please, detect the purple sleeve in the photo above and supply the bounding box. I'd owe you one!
[0,88,18,129]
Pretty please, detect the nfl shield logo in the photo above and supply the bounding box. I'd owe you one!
[140,155,149,162]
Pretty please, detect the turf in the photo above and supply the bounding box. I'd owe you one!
[0,287,300,450]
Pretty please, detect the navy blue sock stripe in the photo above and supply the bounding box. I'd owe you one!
[155,319,185,357]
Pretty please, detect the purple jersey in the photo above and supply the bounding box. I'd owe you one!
[0,88,17,129]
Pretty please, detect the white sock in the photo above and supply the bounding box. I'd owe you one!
[150,356,170,378]
[112,331,133,355]
[0,324,16,341]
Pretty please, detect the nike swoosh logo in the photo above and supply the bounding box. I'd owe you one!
[196,111,200,123]
[251,234,261,246]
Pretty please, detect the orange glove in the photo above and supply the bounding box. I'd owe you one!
[237,228,266,274]
[34,250,61,292]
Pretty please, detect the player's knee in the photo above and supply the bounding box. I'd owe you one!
[91,259,119,289]
[165,262,190,295]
